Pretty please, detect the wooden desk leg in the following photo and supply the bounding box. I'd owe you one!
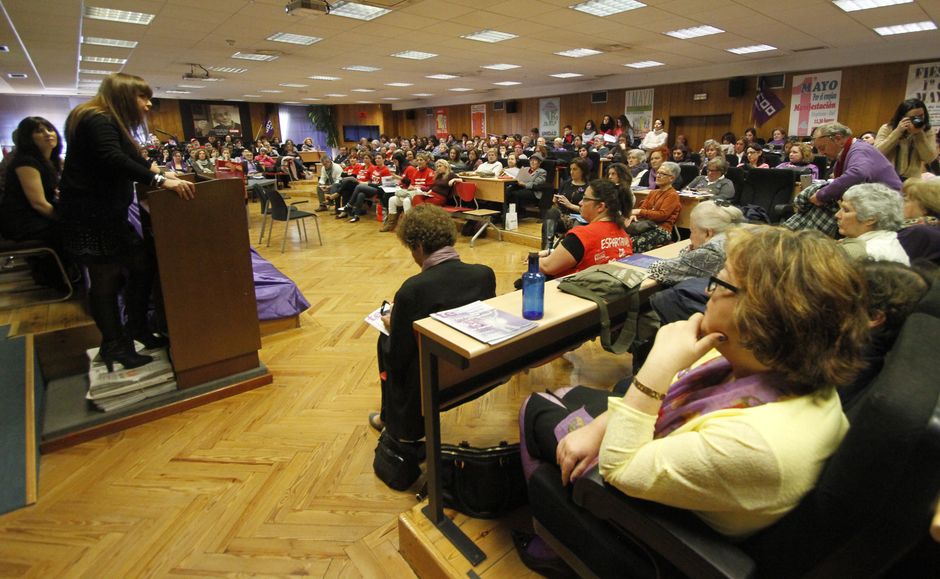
[419,337,487,566]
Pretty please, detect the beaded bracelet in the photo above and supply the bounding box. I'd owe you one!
[632,377,665,401]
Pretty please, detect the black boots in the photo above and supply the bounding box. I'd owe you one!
[99,338,153,372]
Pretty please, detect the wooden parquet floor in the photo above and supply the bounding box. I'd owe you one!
[0,182,630,578]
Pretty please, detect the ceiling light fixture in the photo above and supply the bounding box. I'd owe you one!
[726,44,776,54]
[165,90,190,94]
[449,87,473,92]
[426,73,458,79]
[324,93,347,97]
[382,97,400,100]
[79,69,113,75]
[267,32,322,45]
[461,29,518,43]
[343,65,381,72]
[665,25,724,39]
[833,0,912,12]
[81,36,138,49]
[392,50,437,60]
[385,82,413,87]
[279,83,309,87]
[330,1,391,21]
[624,60,664,68]
[493,81,521,86]
[555,47,603,58]
[302,97,322,101]
[232,52,278,61]
[83,6,155,25]
[178,84,206,89]
[550,72,583,78]
[260,89,284,93]
[570,0,646,17]
[411,93,433,97]
[80,55,128,64]
[351,88,375,92]
[874,20,937,35]
[309,75,341,80]
[209,66,247,73]
[482,63,520,70]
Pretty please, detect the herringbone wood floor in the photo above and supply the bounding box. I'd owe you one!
[0,183,630,578]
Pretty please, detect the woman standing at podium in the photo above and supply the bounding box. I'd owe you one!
[59,73,195,371]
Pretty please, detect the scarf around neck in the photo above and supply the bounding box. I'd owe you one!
[654,356,789,438]
[421,245,460,271]
[833,137,855,178]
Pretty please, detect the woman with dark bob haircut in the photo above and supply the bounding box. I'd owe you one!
[516,227,870,576]
[0,116,63,244]
[370,204,496,490]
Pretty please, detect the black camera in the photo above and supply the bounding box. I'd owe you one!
[911,116,925,129]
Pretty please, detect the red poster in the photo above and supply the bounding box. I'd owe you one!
[470,104,486,137]
[435,108,449,138]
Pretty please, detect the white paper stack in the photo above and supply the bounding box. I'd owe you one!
[85,345,177,412]
[430,301,538,345]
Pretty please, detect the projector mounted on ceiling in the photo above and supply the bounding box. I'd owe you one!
[285,0,331,14]
[182,63,211,80]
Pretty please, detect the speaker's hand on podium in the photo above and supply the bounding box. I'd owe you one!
[164,177,196,200]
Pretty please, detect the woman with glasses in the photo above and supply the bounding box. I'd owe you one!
[629,161,682,252]
[775,142,819,179]
[685,157,735,200]
[534,179,632,278]
[741,143,769,168]
[516,227,868,576]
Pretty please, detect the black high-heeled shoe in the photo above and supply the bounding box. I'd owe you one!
[99,339,153,372]
[130,331,169,350]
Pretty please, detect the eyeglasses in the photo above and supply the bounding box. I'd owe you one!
[712,199,732,207]
[707,276,739,294]
[581,196,601,203]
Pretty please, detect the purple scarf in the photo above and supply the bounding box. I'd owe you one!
[653,357,788,438]
[421,245,460,271]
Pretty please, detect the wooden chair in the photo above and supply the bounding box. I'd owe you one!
[260,189,321,252]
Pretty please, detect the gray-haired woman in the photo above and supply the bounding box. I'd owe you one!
[836,183,909,265]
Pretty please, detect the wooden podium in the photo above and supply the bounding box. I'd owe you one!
[144,177,262,388]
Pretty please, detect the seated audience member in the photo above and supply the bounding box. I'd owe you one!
[742,143,769,168]
[280,141,306,180]
[836,183,909,265]
[838,261,931,409]
[476,148,503,176]
[541,158,591,249]
[504,153,547,221]
[562,125,575,146]
[514,143,528,161]
[767,127,788,149]
[875,98,937,181]
[465,148,481,171]
[384,152,434,232]
[581,119,597,144]
[606,162,635,211]
[516,226,868,575]
[239,149,263,176]
[720,131,736,155]
[346,154,391,223]
[672,147,689,163]
[609,135,631,163]
[859,131,877,145]
[165,150,190,173]
[315,155,343,212]
[898,178,940,264]
[301,137,316,151]
[589,135,609,158]
[674,133,690,154]
[743,126,763,147]
[552,137,567,152]
[775,141,820,179]
[699,139,722,174]
[334,146,350,165]
[630,161,681,252]
[0,116,61,247]
[613,115,634,144]
[536,179,633,278]
[640,118,668,151]
[648,201,744,287]
[730,139,747,166]
[626,149,647,179]
[336,153,372,218]
[371,205,496,489]
[501,153,521,178]
[413,159,460,207]
[577,146,593,173]
[598,115,614,136]
[190,149,214,178]
[685,157,735,200]
[633,147,668,190]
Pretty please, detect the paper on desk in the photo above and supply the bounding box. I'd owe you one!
[365,307,390,336]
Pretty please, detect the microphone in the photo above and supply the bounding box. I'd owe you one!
[152,128,179,143]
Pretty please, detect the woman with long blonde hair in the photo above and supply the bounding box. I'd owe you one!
[59,73,195,371]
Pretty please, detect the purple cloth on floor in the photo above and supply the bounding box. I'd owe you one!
[250,248,311,320]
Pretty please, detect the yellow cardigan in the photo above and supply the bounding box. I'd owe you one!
[599,388,847,538]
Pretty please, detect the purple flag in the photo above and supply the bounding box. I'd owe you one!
[752,78,785,126]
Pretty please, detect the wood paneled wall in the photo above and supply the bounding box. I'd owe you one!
[334,104,395,143]
[386,60,919,148]
[148,98,184,141]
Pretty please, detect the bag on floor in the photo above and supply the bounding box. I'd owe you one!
[557,264,646,354]
[417,440,527,518]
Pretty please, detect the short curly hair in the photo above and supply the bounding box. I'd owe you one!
[396,204,457,254]
[724,227,869,394]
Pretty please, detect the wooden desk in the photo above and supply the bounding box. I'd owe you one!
[460,175,513,203]
[632,190,707,230]
[298,151,322,164]
[414,241,685,564]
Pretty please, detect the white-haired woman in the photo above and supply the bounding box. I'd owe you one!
[836,183,909,265]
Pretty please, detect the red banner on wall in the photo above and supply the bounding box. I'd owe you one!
[470,104,486,137]
[435,108,449,138]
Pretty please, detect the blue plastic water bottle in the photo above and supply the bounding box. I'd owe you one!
[522,252,545,320]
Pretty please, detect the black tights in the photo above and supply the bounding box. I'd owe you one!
[85,245,156,343]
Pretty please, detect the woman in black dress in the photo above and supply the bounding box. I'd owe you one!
[0,117,62,243]
[58,73,195,371]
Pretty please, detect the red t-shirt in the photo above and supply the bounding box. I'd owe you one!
[349,164,370,182]
[368,165,392,185]
[561,221,632,277]
[404,166,434,190]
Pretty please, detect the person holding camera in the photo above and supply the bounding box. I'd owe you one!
[875,98,937,181]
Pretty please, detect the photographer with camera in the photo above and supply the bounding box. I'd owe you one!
[875,98,937,181]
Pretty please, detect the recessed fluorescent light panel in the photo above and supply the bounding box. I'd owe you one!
[665,25,724,39]
[412,93,433,97]
[493,81,521,86]
[164,90,190,94]
[624,60,664,68]
[874,20,937,35]
[259,89,284,93]
[392,50,437,60]
[79,69,113,75]
[571,0,646,17]
[283,101,301,104]
[81,55,127,64]
[232,52,278,61]
[833,0,911,11]
[330,1,391,21]
[351,88,375,92]
[727,44,776,54]
[356,101,373,104]
[426,74,458,80]
[550,73,583,79]
[324,93,347,97]
[385,82,413,87]
[482,63,520,70]
[302,97,321,101]
[449,87,473,92]
[243,94,261,97]
[461,29,518,43]
[7,73,27,79]
[267,32,322,45]
[343,65,381,72]
[83,6,155,25]
[555,48,602,58]
[309,75,341,81]
[382,97,400,100]
[279,83,309,87]
[210,66,247,74]
[200,77,223,82]
[81,36,138,49]
[178,84,206,89]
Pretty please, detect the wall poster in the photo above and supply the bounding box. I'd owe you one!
[788,70,841,137]
[435,108,449,138]
[906,61,940,121]
[625,88,654,136]
[539,97,560,138]
[470,104,486,137]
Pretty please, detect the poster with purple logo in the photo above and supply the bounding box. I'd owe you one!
[788,71,841,137]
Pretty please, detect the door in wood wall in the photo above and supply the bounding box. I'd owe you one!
[669,114,733,153]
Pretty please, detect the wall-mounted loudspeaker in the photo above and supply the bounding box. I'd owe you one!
[728,77,746,97]
[760,74,786,90]
[591,91,608,104]
[506,100,519,114]
[425,108,434,116]
[405,109,416,120]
